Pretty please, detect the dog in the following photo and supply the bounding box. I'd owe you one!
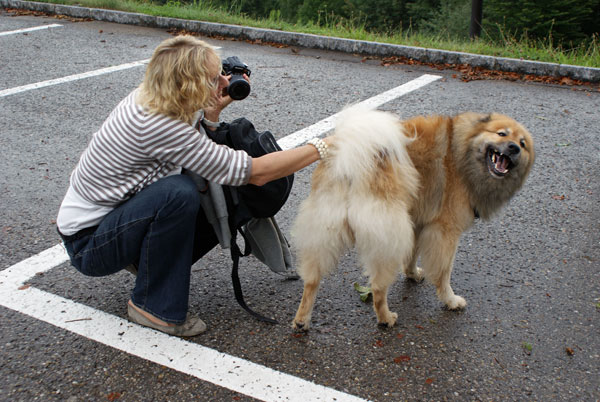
[291,108,534,330]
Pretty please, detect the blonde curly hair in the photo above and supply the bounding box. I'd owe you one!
[137,36,221,124]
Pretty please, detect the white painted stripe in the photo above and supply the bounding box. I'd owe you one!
[0,245,366,402]
[0,23,63,37]
[278,73,441,149]
[0,74,441,401]
[0,59,150,98]
[0,46,220,97]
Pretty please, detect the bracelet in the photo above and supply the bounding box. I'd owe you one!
[202,117,222,128]
[307,138,329,159]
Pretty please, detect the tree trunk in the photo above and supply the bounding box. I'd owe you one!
[470,0,483,38]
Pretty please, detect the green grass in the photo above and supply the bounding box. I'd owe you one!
[28,0,600,68]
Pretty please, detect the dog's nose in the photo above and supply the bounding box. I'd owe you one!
[507,142,521,155]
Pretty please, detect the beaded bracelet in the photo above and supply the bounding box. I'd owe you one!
[307,138,329,159]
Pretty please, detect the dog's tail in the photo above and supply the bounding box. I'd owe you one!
[330,107,417,188]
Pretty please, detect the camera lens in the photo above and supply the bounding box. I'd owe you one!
[227,76,250,100]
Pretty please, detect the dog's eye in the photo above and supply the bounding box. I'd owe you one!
[520,139,526,148]
[497,131,507,137]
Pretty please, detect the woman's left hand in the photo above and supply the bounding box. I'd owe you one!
[204,74,250,123]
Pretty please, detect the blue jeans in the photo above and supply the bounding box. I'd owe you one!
[60,175,218,324]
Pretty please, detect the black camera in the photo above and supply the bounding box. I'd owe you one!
[222,56,251,100]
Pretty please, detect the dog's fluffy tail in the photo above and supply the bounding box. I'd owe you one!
[329,107,415,185]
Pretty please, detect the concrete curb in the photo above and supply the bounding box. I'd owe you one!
[3,0,600,82]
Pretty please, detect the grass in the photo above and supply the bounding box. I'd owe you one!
[24,0,600,68]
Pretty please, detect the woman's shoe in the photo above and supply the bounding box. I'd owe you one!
[127,303,207,337]
[123,264,138,275]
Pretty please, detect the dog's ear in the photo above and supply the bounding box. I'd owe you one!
[479,114,492,123]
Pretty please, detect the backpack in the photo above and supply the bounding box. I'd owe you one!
[202,118,295,323]
[207,118,294,226]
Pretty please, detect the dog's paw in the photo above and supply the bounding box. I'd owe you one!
[377,311,398,328]
[405,266,425,282]
[444,295,467,310]
[292,319,310,332]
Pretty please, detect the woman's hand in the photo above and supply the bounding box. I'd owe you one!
[203,73,250,125]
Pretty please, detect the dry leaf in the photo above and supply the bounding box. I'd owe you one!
[394,355,411,363]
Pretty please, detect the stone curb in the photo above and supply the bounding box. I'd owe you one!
[3,0,600,82]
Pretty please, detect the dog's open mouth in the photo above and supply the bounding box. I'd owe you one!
[486,147,513,177]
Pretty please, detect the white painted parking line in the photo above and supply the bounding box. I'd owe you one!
[0,74,440,401]
[278,74,442,149]
[0,247,366,402]
[0,23,63,36]
[0,46,223,98]
[0,59,150,98]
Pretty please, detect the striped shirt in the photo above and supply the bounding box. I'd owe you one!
[57,89,252,235]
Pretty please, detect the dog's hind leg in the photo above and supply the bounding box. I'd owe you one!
[291,188,349,331]
[292,263,321,331]
[368,260,400,327]
[418,224,466,310]
[292,243,344,331]
[352,205,414,327]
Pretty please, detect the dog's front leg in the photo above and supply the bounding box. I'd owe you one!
[403,226,424,282]
[292,281,320,331]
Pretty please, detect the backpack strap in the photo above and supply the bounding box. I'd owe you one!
[230,230,278,324]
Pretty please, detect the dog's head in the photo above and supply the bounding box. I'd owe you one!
[453,112,535,217]
[455,112,535,181]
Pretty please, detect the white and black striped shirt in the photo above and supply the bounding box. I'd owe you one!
[57,89,252,235]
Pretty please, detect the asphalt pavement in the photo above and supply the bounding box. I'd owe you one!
[0,7,599,402]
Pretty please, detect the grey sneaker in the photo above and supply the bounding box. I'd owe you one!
[127,303,207,337]
[123,264,138,276]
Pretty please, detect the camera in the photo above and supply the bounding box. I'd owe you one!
[222,56,251,100]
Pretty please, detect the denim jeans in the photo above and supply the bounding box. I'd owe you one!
[60,175,218,324]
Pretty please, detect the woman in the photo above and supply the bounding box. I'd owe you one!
[56,36,330,337]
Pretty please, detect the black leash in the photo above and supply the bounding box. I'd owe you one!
[230,230,278,324]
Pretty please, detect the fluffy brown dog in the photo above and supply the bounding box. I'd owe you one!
[292,108,534,330]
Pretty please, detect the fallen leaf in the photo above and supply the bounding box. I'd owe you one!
[565,347,574,356]
[397,333,405,339]
[353,282,372,302]
[394,355,411,363]
[552,195,566,200]
[425,378,434,384]
[18,284,31,290]
[560,77,575,85]
[107,392,121,401]
[373,340,384,348]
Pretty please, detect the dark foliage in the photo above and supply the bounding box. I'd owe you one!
[204,0,599,46]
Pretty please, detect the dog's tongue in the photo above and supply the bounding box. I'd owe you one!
[495,155,509,173]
